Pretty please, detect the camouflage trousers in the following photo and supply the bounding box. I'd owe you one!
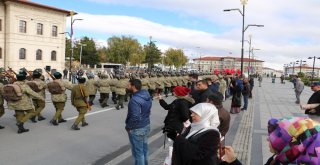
[33,99,45,117]
[53,102,66,120]
[117,95,125,107]
[74,106,87,125]
[0,105,4,118]
[15,109,34,123]
[164,87,171,97]
[100,93,109,107]
[89,95,96,105]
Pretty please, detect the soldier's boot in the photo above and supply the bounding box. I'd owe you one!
[0,125,4,129]
[71,124,80,130]
[29,116,37,123]
[50,119,59,126]
[115,105,120,110]
[58,119,67,123]
[16,122,29,134]
[38,116,46,121]
[81,122,89,127]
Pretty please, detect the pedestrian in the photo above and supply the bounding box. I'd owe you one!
[125,79,152,165]
[303,82,320,121]
[258,75,263,87]
[164,103,241,165]
[207,93,231,137]
[248,76,254,98]
[294,78,304,104]
[241,78,250,111]
[266,117,320,164]
[71,77,89,130]
[63,68,68,79]
[219,74,227,101]
[230,78,242,114]
[208,75,220,93]
[4,73,44,133]
[157,86,195,134]
[291,75,297,89]
[192,80,214,104]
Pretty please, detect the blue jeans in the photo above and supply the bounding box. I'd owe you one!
[128,125,150,165]
[243,94,249,109]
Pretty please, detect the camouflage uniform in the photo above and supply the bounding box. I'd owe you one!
[49,78,73,125]
[140,74,149,90]
[96,75,111,108]
[155,74,164,95]
[163,75,171,97]
[71,78,89,130]
[0,83,4,129]
[170,75,178,95]
[115,76,128,110]
[148,74,157,99]
[109,78,118,104]
[7,80,44,133]
[86,77,98,106]
[219,75,227,101]
[32,77,47,121]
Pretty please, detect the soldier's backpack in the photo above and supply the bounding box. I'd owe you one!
[47,81,63,94]
[3,84,22,101]
[26,81,42,92]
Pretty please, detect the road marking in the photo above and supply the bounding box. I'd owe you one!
[66,107,115,121]
[104,131,163,165]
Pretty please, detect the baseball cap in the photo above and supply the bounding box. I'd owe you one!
[311,82,320,87]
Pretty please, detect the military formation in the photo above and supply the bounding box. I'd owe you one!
[0,67,232,134]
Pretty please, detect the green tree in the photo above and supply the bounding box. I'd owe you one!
[164,48,188,70]
[97,47,108,63]
[144,41,162,70]
[106,36,142,65]
[76,37,99,67]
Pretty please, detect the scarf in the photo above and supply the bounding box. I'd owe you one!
[176,95,195,104]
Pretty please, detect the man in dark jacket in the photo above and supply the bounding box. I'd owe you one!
[125,79,152,165]
[305,82,320,121]
[191,80,213,104]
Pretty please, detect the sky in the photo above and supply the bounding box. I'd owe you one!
[32,0,320,70]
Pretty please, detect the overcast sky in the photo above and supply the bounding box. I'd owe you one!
[33,0,320,70]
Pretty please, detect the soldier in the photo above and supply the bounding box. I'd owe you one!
[96,74,111,108]
[86,73,98,106]
[155,74,164,96]
[170,74,177,95]
[140,73,149,91]
[0,82,4,129]
[30,70,47,121]
[124,73,130,102]
[115,75,127,110]
[163,74,171,97]
[148,73,156,99]
[48,72,73,126]
[109,75,118,104]
[5,74,44,133]
[71,77,89,130]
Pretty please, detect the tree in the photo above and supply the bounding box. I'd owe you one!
[164,48,188,70]
[144,41,162,71]
[97,47,108,63]
[106,36,142,65]
[76,37,99,67]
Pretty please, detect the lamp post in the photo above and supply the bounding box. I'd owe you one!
[296,60,306,74]
[290,62,297,75]
[251,47,260,74]
[79,44,87,67]
[196,46,201,71]
[244,34,252,76]
[308,56,320,83]
[224,0,264,75]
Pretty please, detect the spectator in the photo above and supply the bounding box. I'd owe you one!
[304,82,320,121]
[248,76,254,98]
[241,78,250,111]
[164,103,240,165]
[207,93,231,137]
[125,79,152,165]
[266,117,320,165]
[157,86,195,134]
[208,76,220,93]
[258,75,263,87]
[294,78,304,104]
[230,78,242,114]
[191,80,213,104]
[63,68,68,79]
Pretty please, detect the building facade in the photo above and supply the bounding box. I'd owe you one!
[0,0,71,72]
[192,56,264,74]
[262,67,283,77]
[285,65,320,78]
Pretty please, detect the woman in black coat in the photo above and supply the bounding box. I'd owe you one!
[158,86,195,133]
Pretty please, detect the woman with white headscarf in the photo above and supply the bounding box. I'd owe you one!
[164,103,241,165]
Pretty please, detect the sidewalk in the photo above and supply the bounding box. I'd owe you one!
[149,78,313,164]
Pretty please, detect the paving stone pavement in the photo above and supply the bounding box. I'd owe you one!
[149,78,315,165]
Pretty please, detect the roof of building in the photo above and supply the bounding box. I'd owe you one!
[287,66,320,69]
[5,0,75,16]
[193,56,264,62]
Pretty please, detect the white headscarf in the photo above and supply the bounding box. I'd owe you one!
[186,103,220,139]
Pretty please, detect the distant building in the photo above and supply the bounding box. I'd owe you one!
[285,65,320,78]
[0,0,72,72]
[192,56,264,74]
[262,67,283,77]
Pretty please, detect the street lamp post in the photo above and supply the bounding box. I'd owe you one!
[244,35,252,75]
[79,44,87,67]
[290,62,297,75]
[196,47,201,71]
[308,56,320,83]
[224,0,264,75]
[296,60,306,74]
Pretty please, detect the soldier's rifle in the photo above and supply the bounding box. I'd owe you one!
[7,67,18,75]
[44,68,56,80]
[2,71,17,83]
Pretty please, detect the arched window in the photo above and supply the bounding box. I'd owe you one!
[36,49,42,60]
[51,51,56,61]
[19,48,26,59]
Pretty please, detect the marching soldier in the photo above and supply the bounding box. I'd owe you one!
[155,74,164,95]
[140,73,149,91]
[71,77,89,130]
[96,74,111,108]
[0,82,4,129]
[86,73,98,106]
[48,72,73,126]
[163,74,171,97]
[115,75,127,110]
[109,75,118,104]
[148,73,156,99]
[170,74,177,95]
[31,70,47,121]
[5,74,44,133]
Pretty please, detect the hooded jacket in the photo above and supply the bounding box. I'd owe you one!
[125,89,152,130]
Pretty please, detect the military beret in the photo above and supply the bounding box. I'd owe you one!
[33,71,41,78]
[53,72,62,79]
[16,74,26,81]
[77,77,86,83]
